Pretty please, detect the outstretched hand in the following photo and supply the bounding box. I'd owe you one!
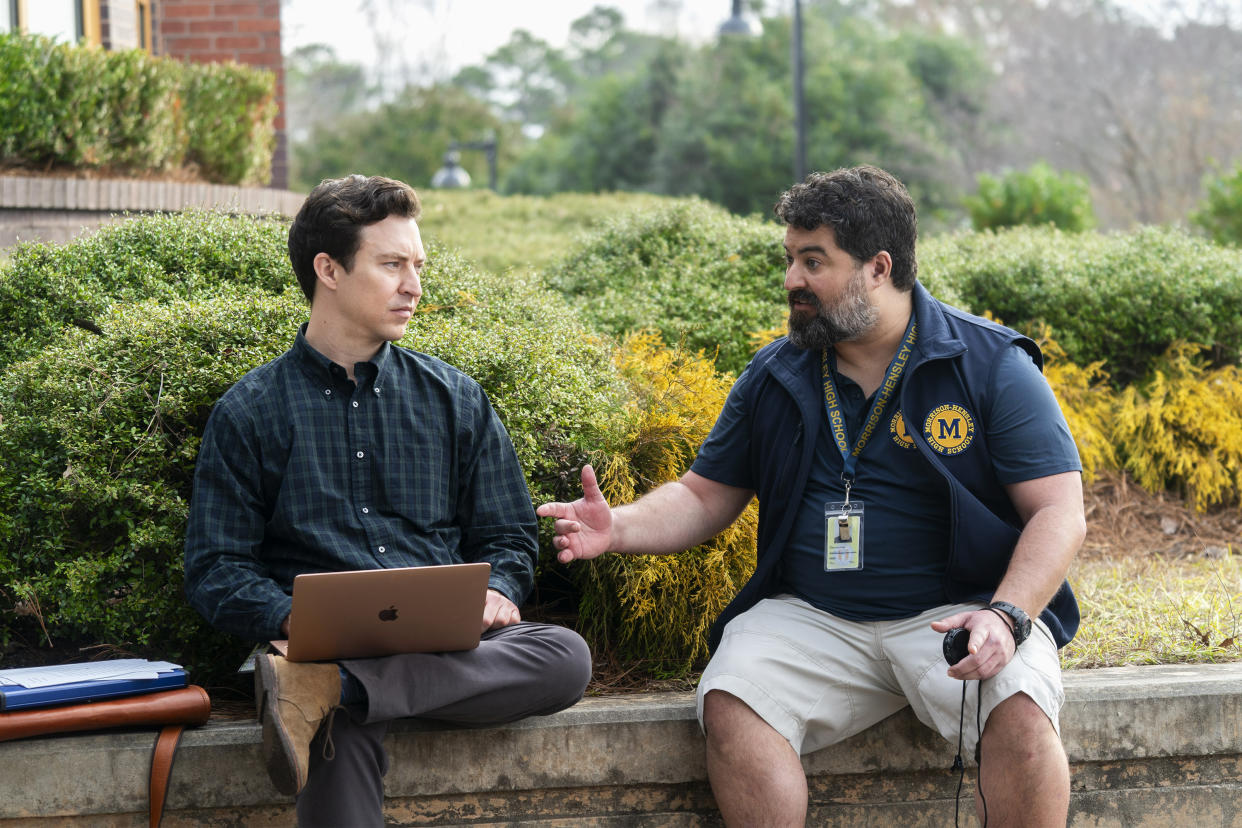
[535,464,613,564]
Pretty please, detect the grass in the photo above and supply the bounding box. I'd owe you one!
[1063,549,1242,669]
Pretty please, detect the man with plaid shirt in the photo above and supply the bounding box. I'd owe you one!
[184,175,590,826]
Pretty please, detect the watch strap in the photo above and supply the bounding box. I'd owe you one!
[987,601,1031,646]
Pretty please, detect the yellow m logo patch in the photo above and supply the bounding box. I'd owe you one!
[923,404,975,455]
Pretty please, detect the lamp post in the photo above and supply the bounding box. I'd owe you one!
[431,137,498,191]
[791,0,806,184]
[719,0,806,184]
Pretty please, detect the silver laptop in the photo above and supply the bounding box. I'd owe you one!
[271,563,491,662]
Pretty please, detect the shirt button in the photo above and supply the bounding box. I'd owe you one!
[361,507,369,514]
[356,451,365,459]
[378,546,386,554]
[352,401,359,408]
[324,389,331,396]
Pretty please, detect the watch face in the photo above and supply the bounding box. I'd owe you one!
[1015,617,1032,643]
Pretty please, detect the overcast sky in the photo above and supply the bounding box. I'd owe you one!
[282,0,731,78]
[281,0,1181,85]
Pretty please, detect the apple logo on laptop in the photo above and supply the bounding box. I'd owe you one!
[378,605,399,622]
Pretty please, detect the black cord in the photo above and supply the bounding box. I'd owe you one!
[953,681,967,826]
[976,680,988,827]
[953,680,989,828]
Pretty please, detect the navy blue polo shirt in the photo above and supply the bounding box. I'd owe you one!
[694,342,1080,622]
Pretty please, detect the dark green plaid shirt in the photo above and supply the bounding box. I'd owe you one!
[184,326,537,642]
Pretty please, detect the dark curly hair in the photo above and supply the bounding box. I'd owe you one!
[773,165,918,290]
[287,175,422,302]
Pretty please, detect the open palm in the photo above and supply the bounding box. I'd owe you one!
[536,465,613,563]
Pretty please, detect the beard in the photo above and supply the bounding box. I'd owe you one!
[786,268,878,350]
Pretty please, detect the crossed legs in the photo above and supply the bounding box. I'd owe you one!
[295,622,591,827]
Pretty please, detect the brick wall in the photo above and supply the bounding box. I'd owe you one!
[154,0,288,189]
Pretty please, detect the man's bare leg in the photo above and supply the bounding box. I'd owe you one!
[976,692,1070,826]
[702,689,808,827]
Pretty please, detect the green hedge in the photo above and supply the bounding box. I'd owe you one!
[0,210,291,370]
[0,290,303,678]
[545,199,788,375]
[407,244,624,560]
[544,197,968,375]
[0,35,183,169]
[0,215,621,681]
[1192,161,1242,248]
[921,225,1242,384]
[183,61,278,186]
[0,33,274,184]
[964,162,1096,232]
[548,205,1242,388]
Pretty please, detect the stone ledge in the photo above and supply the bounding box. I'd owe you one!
[0,663,1240,826]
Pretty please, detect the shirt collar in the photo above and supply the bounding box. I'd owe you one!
[292,323,394,390]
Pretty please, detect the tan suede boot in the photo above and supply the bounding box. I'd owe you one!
[254,654,342,795]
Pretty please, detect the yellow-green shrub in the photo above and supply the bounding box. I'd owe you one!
[1113,343,1242,511]
[576,332,757,673]
[1037,326,1117,483]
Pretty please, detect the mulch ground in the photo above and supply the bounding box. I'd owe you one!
[1079,472,1241,561]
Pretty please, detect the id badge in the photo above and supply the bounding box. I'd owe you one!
[824,501,864,571]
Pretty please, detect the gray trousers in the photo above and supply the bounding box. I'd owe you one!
[294,622,591,827]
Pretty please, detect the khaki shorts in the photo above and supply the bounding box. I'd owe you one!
[696,595,1063,757]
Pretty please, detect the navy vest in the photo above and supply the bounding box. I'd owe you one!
[707,282,1079,651]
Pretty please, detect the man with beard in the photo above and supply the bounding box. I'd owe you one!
[538,166,1084,826]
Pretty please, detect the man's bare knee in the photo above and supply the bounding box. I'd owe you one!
[702,689,807,827]
[983,692,1059,754]
[977,692,1068,826]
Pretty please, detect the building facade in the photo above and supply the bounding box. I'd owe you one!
[2,0,287,188]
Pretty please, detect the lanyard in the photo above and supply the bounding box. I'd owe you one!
[820,317,918,500]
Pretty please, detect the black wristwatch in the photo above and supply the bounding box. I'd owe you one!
[988,601,1032,647]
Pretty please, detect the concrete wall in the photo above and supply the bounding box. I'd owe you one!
[0,174,304,249]
[1,664,1240,826]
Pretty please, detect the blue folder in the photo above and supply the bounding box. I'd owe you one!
[0,669,187,711]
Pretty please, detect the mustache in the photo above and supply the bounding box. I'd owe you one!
[787,289,821,310]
